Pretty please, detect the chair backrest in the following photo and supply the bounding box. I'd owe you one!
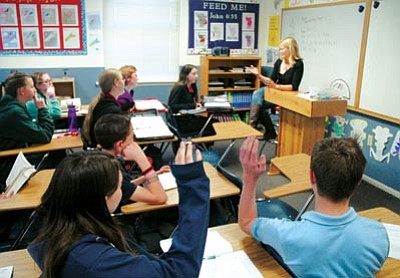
[162,103,183,140]
[261,244,297,277]
[216,165,243,190]
[79,128,99,151]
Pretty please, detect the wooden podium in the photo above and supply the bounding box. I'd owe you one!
[265,88,347,158]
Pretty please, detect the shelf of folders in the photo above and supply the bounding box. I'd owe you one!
[213,112,249,124]
[226,92,252,109]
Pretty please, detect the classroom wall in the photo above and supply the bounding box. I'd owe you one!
[0,0,398,194]
[264,0,399,196]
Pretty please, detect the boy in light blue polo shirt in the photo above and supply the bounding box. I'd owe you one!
[238,136,389,278]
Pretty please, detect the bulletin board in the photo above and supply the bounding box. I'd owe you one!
[188,0,259,55]
[0,0,86,55]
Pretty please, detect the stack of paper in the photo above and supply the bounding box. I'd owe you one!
[160,231,233,258]
[60,98,81,113]
[382,223,400,259]
[160,231,262,278]
[199,250,263,278]
[203,94,231,110]
[134,99,166,112]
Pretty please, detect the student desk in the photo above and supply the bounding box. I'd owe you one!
[210,223,290,277]
[0,136,83,157]
[359,208,400,277]
[0,162,239,214]
[0,169,53,212]
[263,153,312,199]
[121,162,240,214]
[191,121,263,165]
[2,207,398,278]
[0,249,41,278]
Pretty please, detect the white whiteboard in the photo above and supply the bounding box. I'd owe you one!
[360,0,400,120]
[282,3,365,106]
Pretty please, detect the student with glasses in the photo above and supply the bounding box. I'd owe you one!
[26,72,62,120]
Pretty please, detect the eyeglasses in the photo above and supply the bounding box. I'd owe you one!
[38,79,52,85]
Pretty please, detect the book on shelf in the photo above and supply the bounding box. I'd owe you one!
[214,114,235,122]
[231,67,246,73]
[203,94,229,103]
[160,231,262,278]
[209,68,225,73]
[208,81,225,89]
[203,94,231,111]
[5,152,36,197]
[227,92,252,109]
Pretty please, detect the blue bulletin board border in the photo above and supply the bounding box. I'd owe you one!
[188,0,259,55]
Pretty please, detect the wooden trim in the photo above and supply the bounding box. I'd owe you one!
[282,0,366,11]
[355,108,400,124]
[354,0,372,109]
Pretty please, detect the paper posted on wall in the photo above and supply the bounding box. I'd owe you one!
[5,152,36,197]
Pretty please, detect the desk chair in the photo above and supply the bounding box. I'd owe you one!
[163,103,217,153]
[215,165,299,222]
[216,164,313,277]
[80,129,99,151]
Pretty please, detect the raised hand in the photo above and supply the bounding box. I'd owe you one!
[240,136,267,183]
[174,141,202,165]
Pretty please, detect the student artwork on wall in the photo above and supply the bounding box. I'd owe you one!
[188,0,259,55]
[0,0,86,55]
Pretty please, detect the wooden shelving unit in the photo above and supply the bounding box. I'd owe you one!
[199,56,261,111]
[52,77,76,98]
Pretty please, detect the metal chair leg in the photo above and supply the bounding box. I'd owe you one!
[294,193,315,221]
[10,210,37,250]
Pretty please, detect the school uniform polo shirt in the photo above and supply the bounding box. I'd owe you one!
[252,207,389,278]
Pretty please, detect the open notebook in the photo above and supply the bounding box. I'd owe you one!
[131,115,174,141]
[5,152,36,197]
[160,231,262,278]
